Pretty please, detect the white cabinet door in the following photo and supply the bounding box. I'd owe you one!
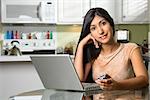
[57,0,90,24]
[122,0,149,23]
[90,0,117,23]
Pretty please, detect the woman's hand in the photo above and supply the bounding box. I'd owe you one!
[95,77,119,90]
[79,33,100,48]
[93,92,116,100]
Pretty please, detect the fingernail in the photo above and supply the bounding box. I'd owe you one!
[96,45,99,48]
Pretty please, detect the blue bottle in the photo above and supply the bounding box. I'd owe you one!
[6,31,10,39]
[4,31,8,39]
[11,30,14,39]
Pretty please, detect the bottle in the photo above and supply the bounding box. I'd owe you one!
[5,31,9,39]
[14,31,17,39]
[50,31,53,39]
[11,30,14,39]
[15,30,20,39]
[47,31,50,39]
[142,39,148,54]
[28,33,32,39]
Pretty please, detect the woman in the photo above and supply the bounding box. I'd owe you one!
[74,7,149,90]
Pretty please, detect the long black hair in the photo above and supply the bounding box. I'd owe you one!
[75,7,115,82]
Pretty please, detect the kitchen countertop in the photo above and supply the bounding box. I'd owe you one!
[0,53,149,62]
[0,54,74,62]
[0,55,31,62]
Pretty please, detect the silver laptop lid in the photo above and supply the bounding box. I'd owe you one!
[31,54,83,91]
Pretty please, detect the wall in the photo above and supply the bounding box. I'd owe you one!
[56,25,81,47]
[56,24,149,47]
[0,24,149,48]
[0,23,3,40]
[56,25,81,54]
[0,23,3,55]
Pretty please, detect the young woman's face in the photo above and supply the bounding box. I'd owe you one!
[90,15,114,44]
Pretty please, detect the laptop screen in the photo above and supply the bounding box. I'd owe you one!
[31,54,84,91]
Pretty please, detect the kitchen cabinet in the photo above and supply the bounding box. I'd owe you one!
[57,0,90,24]
[90,0,117,23]
[0,59,44,100]
[90,0,149,24]
[119,0,149,24]
[57,0,119,24]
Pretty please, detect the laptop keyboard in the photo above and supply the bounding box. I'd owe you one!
[82,83,101,91]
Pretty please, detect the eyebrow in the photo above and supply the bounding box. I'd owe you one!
[90,19,105,27]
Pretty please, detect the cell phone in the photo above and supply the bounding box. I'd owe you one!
[98,73,111,80]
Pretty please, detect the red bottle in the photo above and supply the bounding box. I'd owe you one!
[47,31,50,39]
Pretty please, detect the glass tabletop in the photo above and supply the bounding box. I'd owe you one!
[10,87,149,100]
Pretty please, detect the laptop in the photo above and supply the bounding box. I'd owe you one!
[30,54,101,91]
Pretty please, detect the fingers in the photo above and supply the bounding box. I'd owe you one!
[95,78,112,84]
[95,79,113,90]
[101,83,113,90]
[90,34,99,48]
[80,33,100,48]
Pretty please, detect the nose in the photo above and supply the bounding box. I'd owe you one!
[97,26,104,35]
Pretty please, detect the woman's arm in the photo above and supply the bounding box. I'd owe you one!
[74,34,99,81]
[95,47,149,90]
[117,47,149,89]
[74,42,92,81]
[74,43,85,81]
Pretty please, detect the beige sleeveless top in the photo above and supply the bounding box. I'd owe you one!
[92,43,139,81]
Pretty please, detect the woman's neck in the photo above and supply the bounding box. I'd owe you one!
[101,42,120,56]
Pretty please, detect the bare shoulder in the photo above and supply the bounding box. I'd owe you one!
[123,43,139,52]
[123,43,139,48]
[121,43,140,58]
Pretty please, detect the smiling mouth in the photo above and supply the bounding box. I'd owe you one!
[100,34,107,40]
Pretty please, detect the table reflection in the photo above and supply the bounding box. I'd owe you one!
[42,89,83,100]
[10,87,149,100]
[83,88,148,100]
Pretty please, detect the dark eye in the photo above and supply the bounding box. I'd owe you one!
[90,27,96,31]
[102,21,106,25]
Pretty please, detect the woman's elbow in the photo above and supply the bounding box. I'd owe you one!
[145,78,149,87]
[142,75,149,87]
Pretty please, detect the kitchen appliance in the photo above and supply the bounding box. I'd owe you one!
[115,29,129,43]
[7,40,22,56]
[1,0,57,23]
